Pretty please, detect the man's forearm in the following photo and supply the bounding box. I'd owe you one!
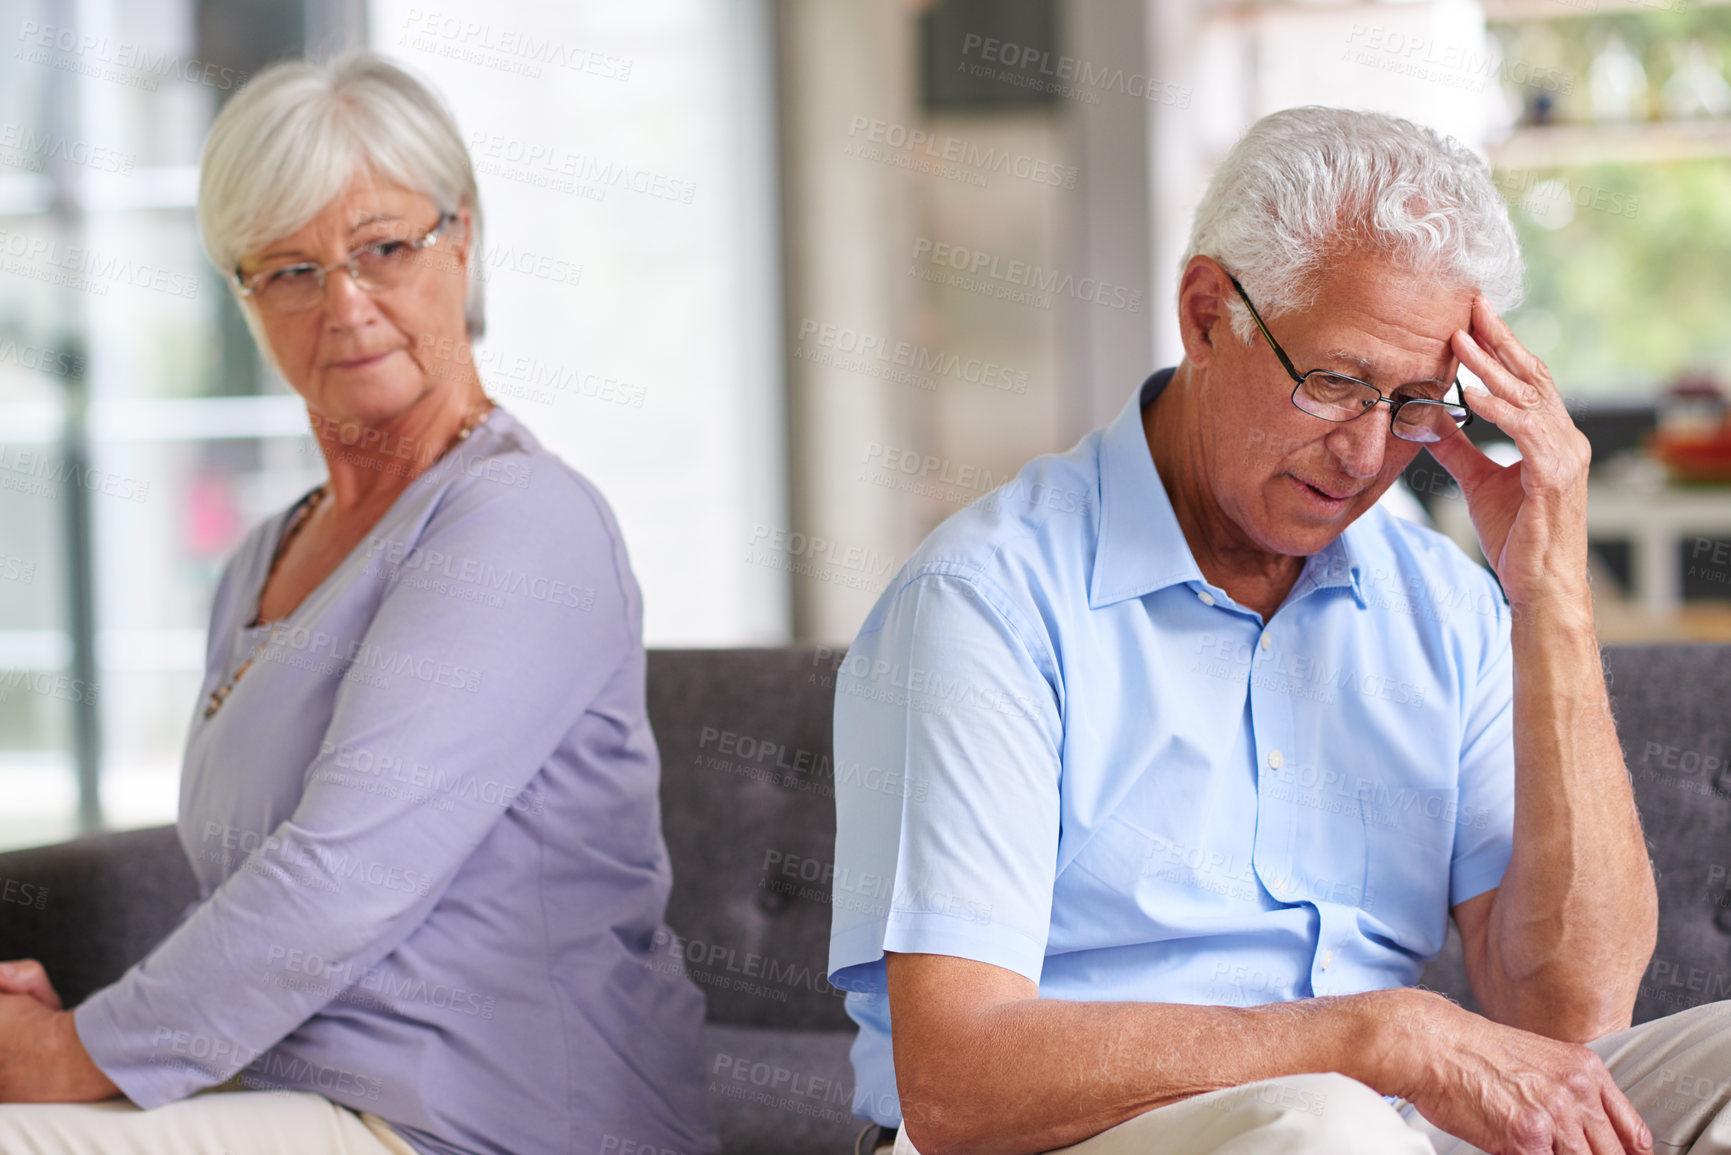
[893,985,1410,1155]
[1482,593,1658,1038]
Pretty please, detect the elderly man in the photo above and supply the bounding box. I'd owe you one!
[828,107,1731,1155]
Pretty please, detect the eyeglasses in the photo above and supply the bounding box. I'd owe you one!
[1226,273,1473,445]
[232,212,461,314]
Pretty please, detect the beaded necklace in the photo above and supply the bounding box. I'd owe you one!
[202,400,493,719]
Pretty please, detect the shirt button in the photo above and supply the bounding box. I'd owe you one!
[1267,749,1283,769]
[1197,590,1215,606]
[1320,949,1335,969]
[1259,634,1272,651]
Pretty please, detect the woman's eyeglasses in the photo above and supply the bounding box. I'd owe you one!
[233,212,461,314]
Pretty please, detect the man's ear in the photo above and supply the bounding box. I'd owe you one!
[1177,256,1233,368]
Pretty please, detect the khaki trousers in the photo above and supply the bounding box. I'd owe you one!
[892,999,1731,1155]
[0,1077,419,1155]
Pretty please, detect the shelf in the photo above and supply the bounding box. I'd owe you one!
[1488,119,1731,167]
[1485,0,1731,22]
[1202,1,1403,23]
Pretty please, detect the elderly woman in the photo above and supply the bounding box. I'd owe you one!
[0,53,717,1155]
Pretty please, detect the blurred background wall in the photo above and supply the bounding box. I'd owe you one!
[3,0,1730,848]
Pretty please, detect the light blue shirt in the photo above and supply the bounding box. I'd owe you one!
[827,369,1516,1128]
[75,407,718,1155]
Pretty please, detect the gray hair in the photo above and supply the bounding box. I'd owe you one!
[1183,107,1522,344]
[197,51,485,345]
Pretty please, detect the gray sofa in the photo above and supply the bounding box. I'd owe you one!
[1,644,1728,1154]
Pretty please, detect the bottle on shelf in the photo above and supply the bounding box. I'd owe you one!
[1660,40,1731,120]
[1588,32,1648,123]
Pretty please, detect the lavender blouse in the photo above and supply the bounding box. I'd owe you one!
[73,407,718,1155]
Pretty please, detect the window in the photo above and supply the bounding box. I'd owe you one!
[1488,4,1731,398]
[0,0,787,850]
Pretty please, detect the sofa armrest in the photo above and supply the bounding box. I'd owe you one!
[0,825,198,1008]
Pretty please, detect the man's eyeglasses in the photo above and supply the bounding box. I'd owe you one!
[232,212,461,314]
[1226,272,1473,445]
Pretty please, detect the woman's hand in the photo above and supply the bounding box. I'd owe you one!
[0,958,63,1009]
[1427,297,1594,614]
[0,993,119,1102]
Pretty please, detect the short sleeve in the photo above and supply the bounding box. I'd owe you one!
[1449,594,1515,909]
[827,571,1062,994]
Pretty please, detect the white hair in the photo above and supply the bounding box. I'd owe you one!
[197,51,485,351]
[1183,107,1523,344]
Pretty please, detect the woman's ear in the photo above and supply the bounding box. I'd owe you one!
[454,206,474,272]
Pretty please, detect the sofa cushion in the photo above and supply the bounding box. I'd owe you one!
[651,647,854,1031]
[1604,643,1731,1022]
[0,824,196,1008]
[703,1025,861,1155]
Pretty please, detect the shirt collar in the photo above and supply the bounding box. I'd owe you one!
[1296,525,1367,607]
[1088,368,1367,611]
